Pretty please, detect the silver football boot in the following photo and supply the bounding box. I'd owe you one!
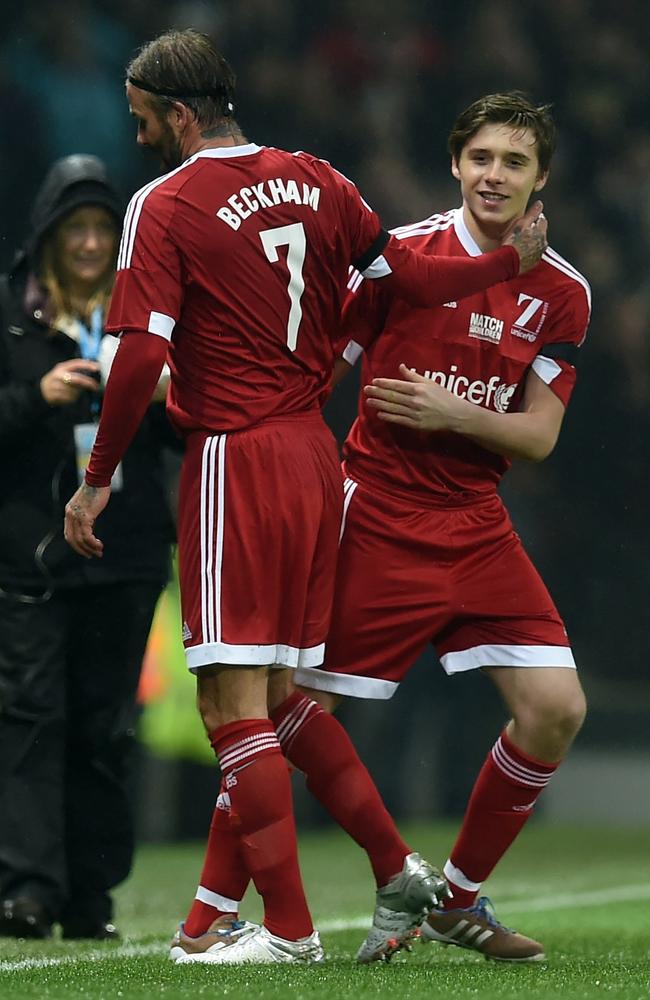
[356,852,451,963]
[176,924,325,965]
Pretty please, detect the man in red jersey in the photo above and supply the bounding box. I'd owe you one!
[284,93,591,963]
[63,30,546,965]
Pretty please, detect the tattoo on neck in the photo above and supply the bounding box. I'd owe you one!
[200,122,246,141]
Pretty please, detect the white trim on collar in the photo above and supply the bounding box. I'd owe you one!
[193,143,263,160]
[453,206,483,257]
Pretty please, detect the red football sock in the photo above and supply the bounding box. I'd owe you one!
[443,728,560,910]
[271,691,410,888]
[184,777,251,937]
[211,718,313,941]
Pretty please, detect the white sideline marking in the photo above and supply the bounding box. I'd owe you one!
[497,883,650,913]
[0,943,166,973]
[319,883,650,932]
[1,883,649,974]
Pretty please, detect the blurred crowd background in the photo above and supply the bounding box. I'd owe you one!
[3,0,649,833]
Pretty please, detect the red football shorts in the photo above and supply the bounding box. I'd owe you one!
[177,414,343,672]
[295,476,575,699]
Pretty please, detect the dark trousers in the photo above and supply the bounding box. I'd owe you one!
[0,579,163,923]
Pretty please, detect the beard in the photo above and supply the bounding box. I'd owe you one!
[155,119,184,171]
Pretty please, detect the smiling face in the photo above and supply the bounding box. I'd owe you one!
[54,206,117,293]
[126,82,184,170]
[452,123,548,248]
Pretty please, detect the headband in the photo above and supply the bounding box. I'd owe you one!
[128,76,234,114]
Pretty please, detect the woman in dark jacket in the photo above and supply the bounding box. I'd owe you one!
[0,155,176,940]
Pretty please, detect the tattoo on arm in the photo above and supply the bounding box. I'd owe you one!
[511,228,546,270]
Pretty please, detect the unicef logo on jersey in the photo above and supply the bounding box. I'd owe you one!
[494,383,516,413]
[415,365,517,413]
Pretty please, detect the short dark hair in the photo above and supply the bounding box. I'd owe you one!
[126,29,236,128]
[448,92,556,175]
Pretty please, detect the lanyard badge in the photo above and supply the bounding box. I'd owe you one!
[74,307,123,491]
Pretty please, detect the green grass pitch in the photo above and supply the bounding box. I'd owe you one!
[1,822,649,999]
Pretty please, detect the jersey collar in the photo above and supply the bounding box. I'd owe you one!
[453,206,483,257]
[193,143,263,160]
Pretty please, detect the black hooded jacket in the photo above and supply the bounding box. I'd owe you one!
[0,155,177,594]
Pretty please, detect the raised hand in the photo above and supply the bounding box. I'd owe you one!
[503,200,547,274]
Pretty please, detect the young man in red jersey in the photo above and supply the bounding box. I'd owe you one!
[275,92,590,963]
[63,32,547,965]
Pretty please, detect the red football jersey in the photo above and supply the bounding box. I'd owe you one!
[107,144,390,433]
[340,207,591,503]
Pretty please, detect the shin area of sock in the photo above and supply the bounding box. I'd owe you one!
[213,718,313,940]
[446,728,560,896]
[272,692,409,887]
[184,782,250,936]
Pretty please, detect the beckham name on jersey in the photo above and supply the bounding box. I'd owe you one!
[217,178,322,230]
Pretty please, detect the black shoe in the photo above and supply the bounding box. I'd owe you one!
[0,898,53,939]
[61,920,121,941]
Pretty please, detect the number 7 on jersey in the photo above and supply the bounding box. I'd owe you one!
[259,223,306,351]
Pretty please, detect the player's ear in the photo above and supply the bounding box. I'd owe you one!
[451,157,461,181]
[170,100,192,128]
[534,169,549,193]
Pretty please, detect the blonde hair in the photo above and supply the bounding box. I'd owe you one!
[39,220,118,328]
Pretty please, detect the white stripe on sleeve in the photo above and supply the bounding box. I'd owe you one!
[360,254,392,279]
[147,311,175,341]
[342,339,363,365]
[532,356,562,384]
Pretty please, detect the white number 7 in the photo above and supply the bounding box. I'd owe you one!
[259,222,306,351]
